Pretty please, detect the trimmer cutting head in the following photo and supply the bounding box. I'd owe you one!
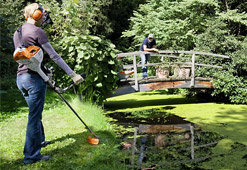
[87,136,100,145]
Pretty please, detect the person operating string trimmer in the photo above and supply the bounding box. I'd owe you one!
[13,3,83,164]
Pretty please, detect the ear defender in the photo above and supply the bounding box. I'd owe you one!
[32,8,43,21]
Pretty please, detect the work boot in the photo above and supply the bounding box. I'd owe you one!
[23,155,51,165]
[142,68,148,78]
[40,155,51,161]
[41,141,52,147]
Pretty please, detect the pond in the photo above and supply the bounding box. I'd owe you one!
[107,108,224,170]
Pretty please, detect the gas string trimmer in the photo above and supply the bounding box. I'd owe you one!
[47,69,100,145]
[13,34,99,145]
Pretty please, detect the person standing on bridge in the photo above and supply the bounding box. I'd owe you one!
[140,34,159,79]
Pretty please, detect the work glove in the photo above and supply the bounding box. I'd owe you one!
[69,72,84,85]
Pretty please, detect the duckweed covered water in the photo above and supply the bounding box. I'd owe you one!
[108,108,224,170]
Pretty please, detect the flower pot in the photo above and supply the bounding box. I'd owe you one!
[178,66,191,79]
[173,67,180,77]
[156,66,170,79]
[173,64,191,79]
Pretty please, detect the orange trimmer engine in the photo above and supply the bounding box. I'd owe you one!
[13,46,40,61]
[13,46,49,82]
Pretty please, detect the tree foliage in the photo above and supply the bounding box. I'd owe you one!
[106,0,147,51]
[41,0,119,104]
[123,0,247,104]
[0,0,119,104]
[123,0,220,50]
[0,0,25,78]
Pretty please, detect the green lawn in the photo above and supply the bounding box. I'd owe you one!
[0,90,125,170]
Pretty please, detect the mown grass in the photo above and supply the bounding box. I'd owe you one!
[105,90,247,170]
[0,89,126,170]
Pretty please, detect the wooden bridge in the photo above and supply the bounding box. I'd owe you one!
[110,50,229,97]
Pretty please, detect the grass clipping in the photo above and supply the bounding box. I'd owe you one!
[43,97,114,138]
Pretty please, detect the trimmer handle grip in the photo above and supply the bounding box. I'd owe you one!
[62,73,86,92]
[48,73,86,93]
[70,73,86,85]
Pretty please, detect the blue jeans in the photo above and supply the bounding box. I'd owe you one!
[141,53,150,77]
[16,73,47,163]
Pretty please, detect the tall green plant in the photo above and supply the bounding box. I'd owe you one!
[42,0,119,104]
[56,34,119,104]
[194,13,247,104]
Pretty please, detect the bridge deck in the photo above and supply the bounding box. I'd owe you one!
[110,77,213,97]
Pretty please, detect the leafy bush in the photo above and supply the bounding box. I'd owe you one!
[212,71,247,104]
[42,0,119,104]
[56,34,119,104]
[195,18,247,104]
[0,76,16,90]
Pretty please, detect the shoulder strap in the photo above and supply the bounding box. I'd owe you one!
[17,26,25,48]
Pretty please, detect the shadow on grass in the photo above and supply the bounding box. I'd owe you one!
[105,97,201,111]
[0,88,74,121]
[0,130,122,170]
[0,89,27,121]
[135,89,179,96]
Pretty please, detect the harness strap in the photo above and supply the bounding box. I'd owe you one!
[17,26,25,48]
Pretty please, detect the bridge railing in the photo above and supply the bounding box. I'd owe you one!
[117,51,229,91]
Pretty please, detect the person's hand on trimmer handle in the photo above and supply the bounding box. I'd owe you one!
[69,72,84,85]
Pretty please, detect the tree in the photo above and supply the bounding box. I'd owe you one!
[0,0,25,78]
[106,0,146,51]
[123,0,247,103]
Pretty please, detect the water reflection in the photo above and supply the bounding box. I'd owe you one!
[108,109,223,170]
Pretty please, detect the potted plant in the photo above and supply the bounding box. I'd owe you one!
[172,63,191,79]
[155,58,170,79]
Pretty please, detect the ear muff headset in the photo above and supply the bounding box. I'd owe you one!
[32,9,42,21]
[32,6,43,21]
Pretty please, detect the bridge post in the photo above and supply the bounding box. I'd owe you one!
[133,55,139,91]
[190,53,195,87]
